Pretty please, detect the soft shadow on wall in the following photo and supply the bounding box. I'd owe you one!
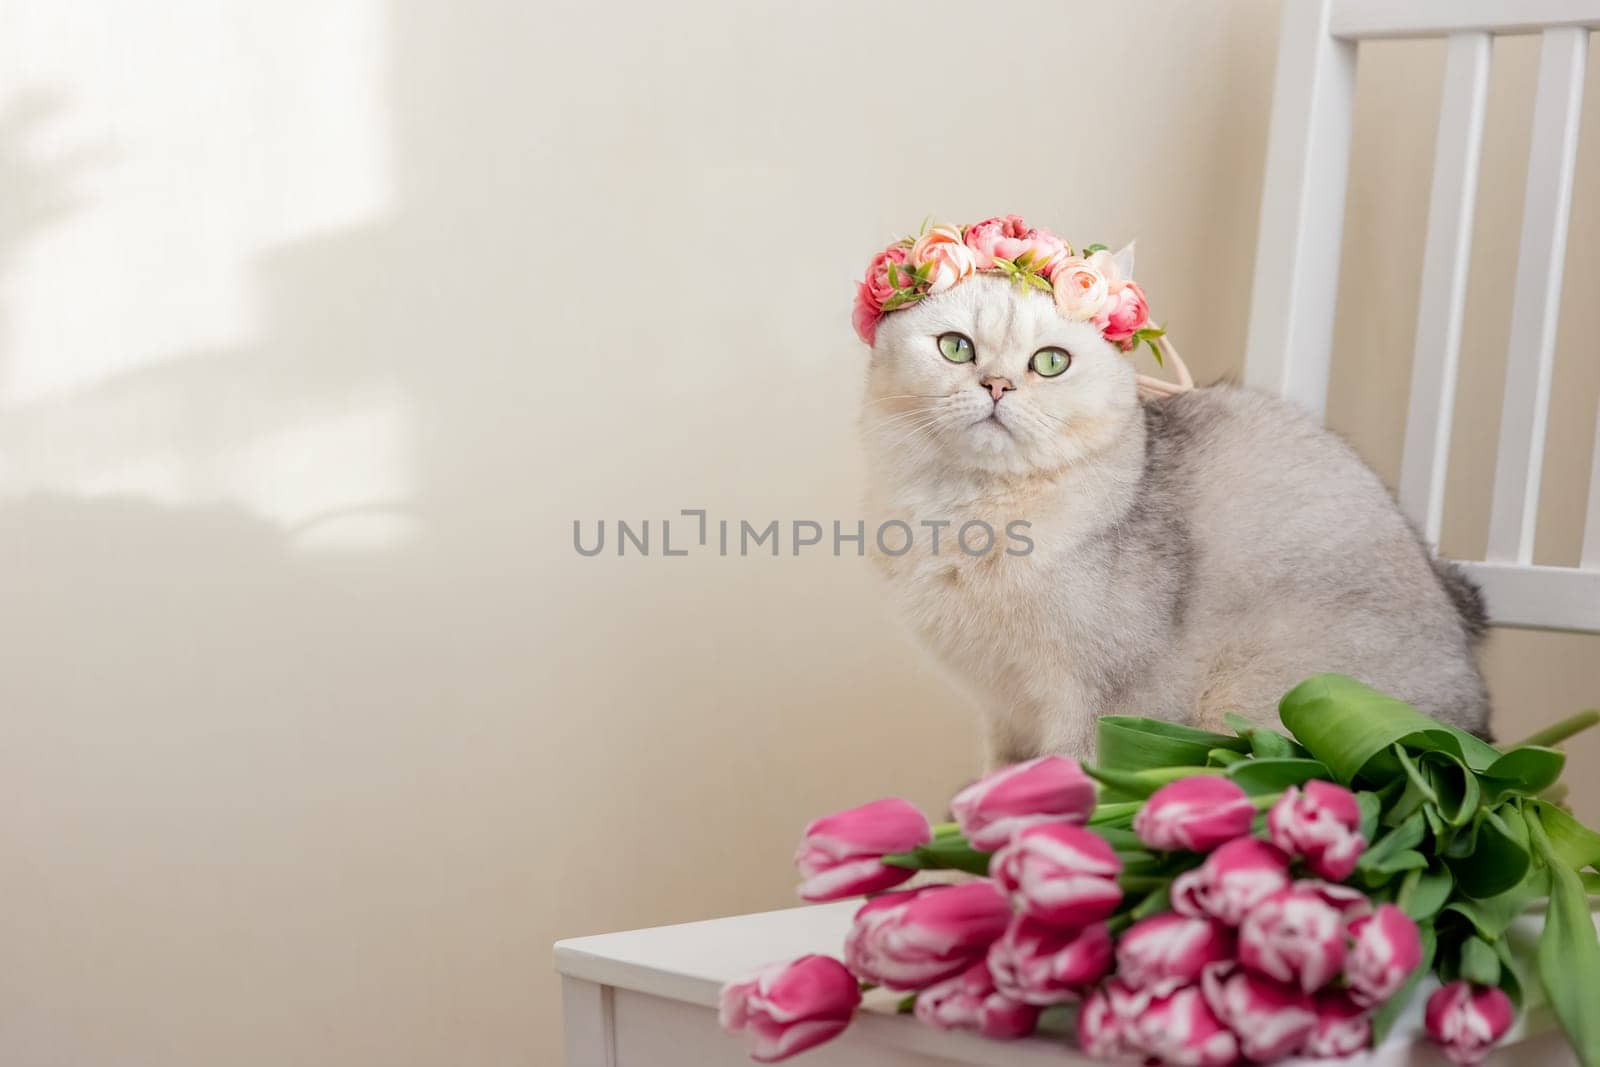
[0,2,982,1065]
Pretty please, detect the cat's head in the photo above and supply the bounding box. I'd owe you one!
[862,271,1141,479]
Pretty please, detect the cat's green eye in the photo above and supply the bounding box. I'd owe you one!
[937,332,975,364]
[1031,347,1071,378]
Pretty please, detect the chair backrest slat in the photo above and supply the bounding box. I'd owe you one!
[1247,2,1598,632]
[1331,0,1600,41]
[1582,409,1600,571]
[1485,27,1588,565]
[1243,0,1356,419]
[1398,32,1492,545]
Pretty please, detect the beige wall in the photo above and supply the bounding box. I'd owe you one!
[0,3,1595,1065]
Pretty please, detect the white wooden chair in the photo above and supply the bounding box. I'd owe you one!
[555,3,1600,1063]
[1244,0,1600,633]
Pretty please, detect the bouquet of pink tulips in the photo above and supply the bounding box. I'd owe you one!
[719,674,1600,1065]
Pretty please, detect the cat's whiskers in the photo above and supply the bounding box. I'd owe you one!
[865,393,948,406]
[874,412,949,454]
[877,414,944,448]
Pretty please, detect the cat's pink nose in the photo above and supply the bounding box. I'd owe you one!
[980,376,1015,402]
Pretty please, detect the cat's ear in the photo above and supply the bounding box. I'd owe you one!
[1113,241,1136,282]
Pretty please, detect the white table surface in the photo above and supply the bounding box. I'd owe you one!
[553,897,1588,1066]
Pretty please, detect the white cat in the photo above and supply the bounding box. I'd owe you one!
[860,269,1488,767]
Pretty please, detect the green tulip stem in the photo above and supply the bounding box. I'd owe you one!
[930,821,961,838]
[1515,710,1600,749]
[1251,792,1285,811]
[1089,802,1144,824]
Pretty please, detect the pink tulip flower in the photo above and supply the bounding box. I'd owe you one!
[950,756,1097,851]
[1304,990,1372,1058]
[1268,781,1367,881]
[843,881,1011,991]
[794,797,931,902]
[992,823,1124,927]
[1292,877,1373,920]
[914,960,1041,1040]
[1201,961,1317,1061]
[1134,776,1255,852]
[719,955,861,1063]
[1425,981,1514,1065]
[986,915,1114,1006]
[1075,978,1151,1059]
[1172,836,1292,926]
[1128,984,1240,1067]
[1116,913,1235,990]
[1344,903,1424,1007]
[1239,885,1348,992]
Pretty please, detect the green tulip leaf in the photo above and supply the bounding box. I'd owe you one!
[1492,936,1526,1009]
[1224,713,1308,760]
[1362,851,1429,887]
[1096,717,1249,773]
[1481,746,1566,802]
[1402,862,1455,921]
[1527,799,1600,871]
[1278,674,1503,784]
[1443,861,1550,940]
[1422,750,1480,828]
[1361,812,1427,871]
[1448,807,1530,900]
[1226,757,1333,795]
[1356,791,1383,843]
[1459,936,1502,987]
[1529,807,1600,1066]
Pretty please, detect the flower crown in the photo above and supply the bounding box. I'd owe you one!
[851,215,1167,364]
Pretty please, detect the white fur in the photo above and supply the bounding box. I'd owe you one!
[859,274,1487,767]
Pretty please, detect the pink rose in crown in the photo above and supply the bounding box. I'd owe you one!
[914,960,1040,1040]
[950,755,1096,852]
[863,245,911,309]
[1050,257,1110,321]
[1201,961,1318,1062]
[1344,903,1423,1007]
[1269,780,1367,881]
[1084,247,1126,286]
[1134,776,1255,852]
[851,284,882,345]
[909,224,977,294]
[1238,884,1348,993]
[1304,990,1372,1058]
[1127,984,1240,1067]
[843,881,1011,991]
[992,822,1124,927]
[1425,981,1514,1065]
[963,215,1071,274]
[1172,836,1292,927]
[1097,280,1151,349]
[793,797,931,902]
[1115,913,1235,990]
[987,915,1113,1006]
[719,955,861,1064]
